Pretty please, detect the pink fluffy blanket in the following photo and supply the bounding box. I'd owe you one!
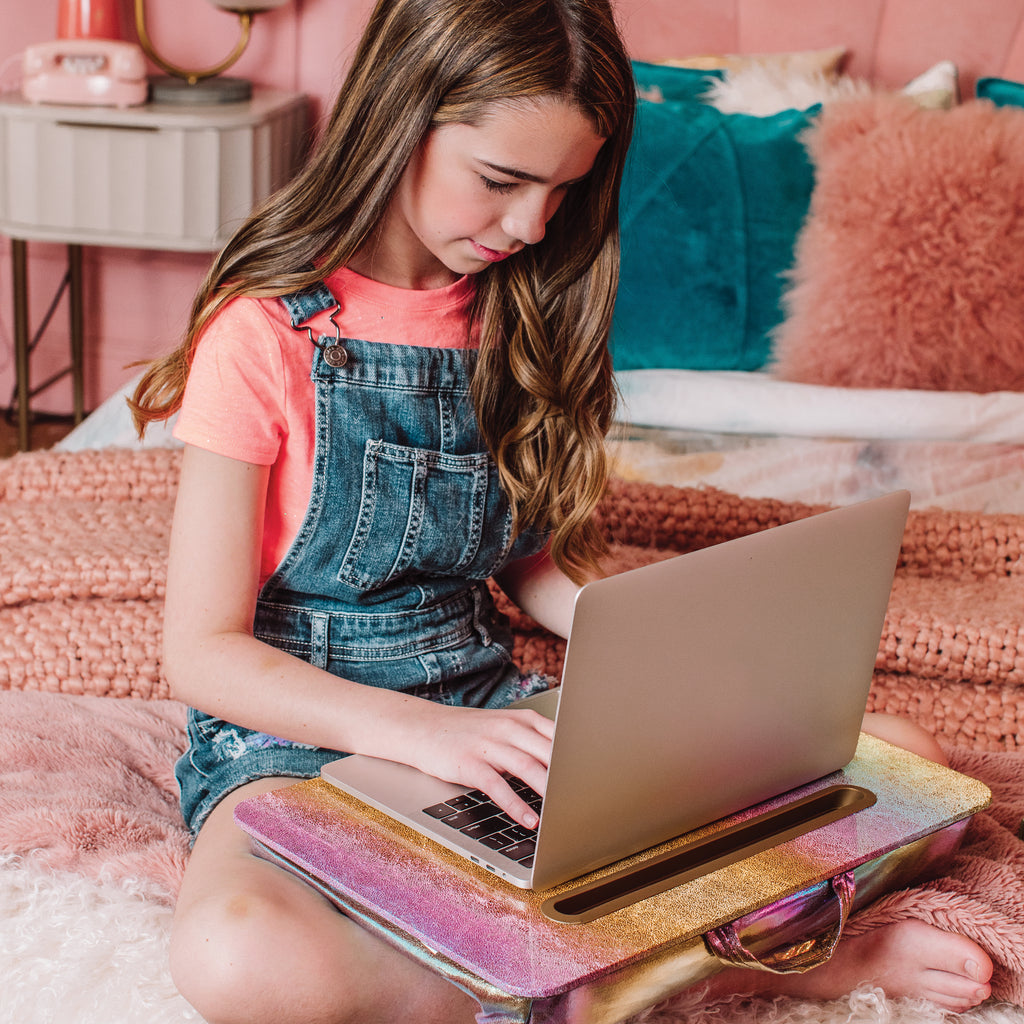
[0,691,190,904]
[2,449,1024,1004]
[847,746,1024,1004]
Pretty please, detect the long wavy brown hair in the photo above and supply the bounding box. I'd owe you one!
[130,0,635,583]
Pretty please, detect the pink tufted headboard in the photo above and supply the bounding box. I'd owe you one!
[614,0,1024,99]
[2,0,1024,416]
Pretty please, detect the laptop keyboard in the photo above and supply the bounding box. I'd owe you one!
[422,777,542,867]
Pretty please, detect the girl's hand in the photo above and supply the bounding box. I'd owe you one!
[393,700,555,830]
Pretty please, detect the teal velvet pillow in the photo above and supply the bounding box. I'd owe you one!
[613,97,819,372]
[631,60,723,102]
[976,76,1024,107]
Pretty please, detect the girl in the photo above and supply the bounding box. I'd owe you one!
[132,1,993,1020]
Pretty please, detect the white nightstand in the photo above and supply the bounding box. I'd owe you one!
[0,88,308,449]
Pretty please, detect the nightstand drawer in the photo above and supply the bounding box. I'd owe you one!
[0,89,307,251]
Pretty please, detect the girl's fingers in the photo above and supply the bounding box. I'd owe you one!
[463,721,551,827]
[483,772,540,830]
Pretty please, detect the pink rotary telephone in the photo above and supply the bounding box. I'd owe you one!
[22,38,148,108]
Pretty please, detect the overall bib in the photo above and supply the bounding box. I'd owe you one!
[177,281,550,833]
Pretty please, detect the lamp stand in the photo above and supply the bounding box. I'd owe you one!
[135,0,256,104]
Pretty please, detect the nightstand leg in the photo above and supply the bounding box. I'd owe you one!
[11,239,30,452]
[68,244,85,425]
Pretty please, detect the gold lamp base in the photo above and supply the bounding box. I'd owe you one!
[148,74,252,104]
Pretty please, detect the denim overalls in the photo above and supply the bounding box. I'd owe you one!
[177,281,550,833]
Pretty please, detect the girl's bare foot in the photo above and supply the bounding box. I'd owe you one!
[702,920,993,1013]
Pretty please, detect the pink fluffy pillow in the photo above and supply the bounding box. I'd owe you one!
[772,94,1024,392]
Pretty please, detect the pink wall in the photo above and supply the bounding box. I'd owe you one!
[2,0,1024,416]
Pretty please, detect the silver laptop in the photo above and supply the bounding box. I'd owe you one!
[321,490,910,894]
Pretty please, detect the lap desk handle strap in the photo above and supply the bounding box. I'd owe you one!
[706,871,855,974]
[234,735,990,1023]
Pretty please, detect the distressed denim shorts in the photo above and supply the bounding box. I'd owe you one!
[176,710,347,836]
[176,669,553,836]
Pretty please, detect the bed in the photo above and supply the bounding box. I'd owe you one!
[5,12,1024,1024]
[4,408,1024,1024]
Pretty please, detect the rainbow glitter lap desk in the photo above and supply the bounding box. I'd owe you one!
[234,734,990,1024]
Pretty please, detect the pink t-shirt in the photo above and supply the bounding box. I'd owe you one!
[174,266,478,583]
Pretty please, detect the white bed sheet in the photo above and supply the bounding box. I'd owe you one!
[610,370,1024,514]
[617,370,1024,444]
[56,376,180,453]
[608,428,1024,513]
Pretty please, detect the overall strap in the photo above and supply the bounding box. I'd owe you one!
[278,281,338,327]
[278,280,349,368]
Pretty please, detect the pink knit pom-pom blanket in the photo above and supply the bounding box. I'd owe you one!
[1,447,1024,1002]
[2,447,1022,752]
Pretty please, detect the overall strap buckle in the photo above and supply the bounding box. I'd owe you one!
[279,282,348,368]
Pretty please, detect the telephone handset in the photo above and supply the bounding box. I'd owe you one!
[22,38,148,108]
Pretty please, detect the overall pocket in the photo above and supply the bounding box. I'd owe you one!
[339,440,510,590]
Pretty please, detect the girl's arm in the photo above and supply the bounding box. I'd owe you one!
[494,548,590,640]
[163,444,553,828]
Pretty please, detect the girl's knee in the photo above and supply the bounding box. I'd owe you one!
[861,712,948,766]
[170,893,264,1021]
[170,883,333,1024]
